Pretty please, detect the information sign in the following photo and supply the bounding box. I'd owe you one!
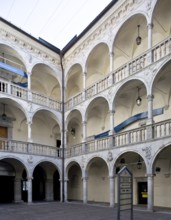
[117,166,133,220]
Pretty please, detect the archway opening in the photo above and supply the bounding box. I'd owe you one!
[87,157,109,204]
[33,165,46,201]
[68,163,82,202]
[0,161,15,203]
[53,170,60,201]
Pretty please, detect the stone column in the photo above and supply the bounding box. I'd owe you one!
[109,110,115,134]
[27,177,33,203]
[147,174,154,211]
[82,176,88,204]
[146,95,154,139]
[63,129,67,147]
[83,71,87,100]
[110,52,114,72]
[109,110,115,147]
[147,95,153,122]
[82,121,87,142]
[147,23,153,64]
[82,121,87,153]
[27,121,32,142]
[64,178,68,202]
[27,72,31,90]
[45,178,53,201]
[27,120,33,153]
[27,72,32,101]
[109,175,115,207]
[14,178,22,203]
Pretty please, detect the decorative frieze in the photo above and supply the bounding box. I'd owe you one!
[64,0,136,68]
[0,28,60,66]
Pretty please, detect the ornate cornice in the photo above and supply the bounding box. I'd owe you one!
[0,27,60,66]
[64,0,135,67]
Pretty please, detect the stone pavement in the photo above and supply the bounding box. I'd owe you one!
[0,202,171,220]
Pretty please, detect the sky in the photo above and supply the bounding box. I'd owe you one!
[0,0,112,49]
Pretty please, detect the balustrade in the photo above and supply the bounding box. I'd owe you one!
[65,143,83,158]
[64,36,171,110]
[152,37,171,62]
[11,84,28,99]
[73,92,83,106]
[153,119,171,138]
[86,84,96,99]
[1,36,171,113]
[0,139,61,158]
[0,81,8,93]
[0,119,171,158]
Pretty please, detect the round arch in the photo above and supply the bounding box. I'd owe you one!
[85,156,109,204]
[112,11,149,50]
[66,161,83,202]
[32,160,61,202]
[85,42,110,87]
[151,142,171,208]
[85,96,110,138]
[0,156,28,203]
[0,43,27,71]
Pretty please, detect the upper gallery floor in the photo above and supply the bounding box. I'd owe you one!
[0,0,170,114]
[64,0,171,110]
[0,0,171,159]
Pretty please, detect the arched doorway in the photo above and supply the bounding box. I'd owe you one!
[32,165,46,201]
[53,170,60,201]
[68,163,82,202]
[115,152,147,206]
[153,145,171,208]
[0,161,15,203]
[21,169,27,202]
[87,157,109,204]
[33,162,61,202]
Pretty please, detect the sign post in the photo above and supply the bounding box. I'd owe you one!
[117,166,133,220]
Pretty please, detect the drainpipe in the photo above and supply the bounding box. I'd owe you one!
[60,51,65,202]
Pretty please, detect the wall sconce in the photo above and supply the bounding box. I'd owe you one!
[136,25,142,45]
[136,87,142,106]
[71,128,76,137]
[155,167,161,173]
[137,156,142,170]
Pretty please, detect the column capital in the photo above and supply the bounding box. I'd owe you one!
[146,173,155,178]
[147,23,153,29]
[110,52,114,57]
[59,178,69,182]
[108,175,116,179]
[82,120,87,125]
[27,120,32,125]
[27,176,33,181]
[109,110,115,114]
[147,94,154,101]
[27,71,32,76]
[81,176,88,181]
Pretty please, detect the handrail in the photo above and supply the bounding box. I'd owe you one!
[65,35,171,110]
[0,80,62,112]
[0,139,62,158]
[66,118,171,158]
[0,119,171,158]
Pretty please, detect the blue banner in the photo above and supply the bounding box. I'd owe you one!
[95,107,164,139]
[0,61,27,78]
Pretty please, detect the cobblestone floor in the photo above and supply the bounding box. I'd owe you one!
[0,202,171,220]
